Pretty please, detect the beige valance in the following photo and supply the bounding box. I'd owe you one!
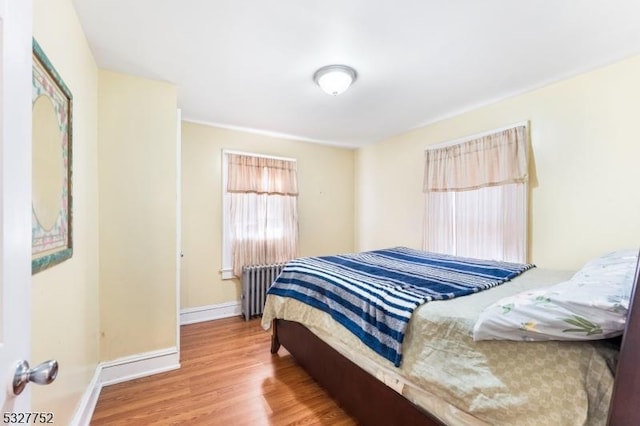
[227,153,298,196]
[423,125,528,192]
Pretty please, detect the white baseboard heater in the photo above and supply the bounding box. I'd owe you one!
[241,263,286,321]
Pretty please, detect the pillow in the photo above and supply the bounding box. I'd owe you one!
[473,249,639,341]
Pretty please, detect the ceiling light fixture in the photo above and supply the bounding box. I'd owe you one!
[313,64,357,96]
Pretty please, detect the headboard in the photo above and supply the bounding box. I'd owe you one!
[607,252,640,425]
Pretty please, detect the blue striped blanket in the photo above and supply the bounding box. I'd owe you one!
[267,247,535,366]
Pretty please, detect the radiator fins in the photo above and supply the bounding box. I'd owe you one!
[241,263,286,321]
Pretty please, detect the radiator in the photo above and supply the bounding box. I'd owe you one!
[241,263,286,321]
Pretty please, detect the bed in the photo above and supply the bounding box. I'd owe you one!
[261,247,640,426]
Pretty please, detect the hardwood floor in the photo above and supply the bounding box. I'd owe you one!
[91,317,357,425]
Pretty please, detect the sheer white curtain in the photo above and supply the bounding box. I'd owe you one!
[423,126,528,263]
[423,191,455,255]
[227,153,299,277]
[451,184,526,262]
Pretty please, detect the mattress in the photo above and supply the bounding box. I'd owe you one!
[262,268,618,426]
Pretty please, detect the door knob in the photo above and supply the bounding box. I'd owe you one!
[12,360,58,396]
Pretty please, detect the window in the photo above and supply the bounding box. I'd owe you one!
[422,125,529,263]
[222,151,299,278]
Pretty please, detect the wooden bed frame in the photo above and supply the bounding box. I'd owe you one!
[270,256,640,426]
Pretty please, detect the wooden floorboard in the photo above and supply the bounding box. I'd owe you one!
[91,317,357,425]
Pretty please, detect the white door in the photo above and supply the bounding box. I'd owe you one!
[0,0,34,414]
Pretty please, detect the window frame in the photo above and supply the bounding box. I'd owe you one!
[221,149,297,279]
[422,122,529,262]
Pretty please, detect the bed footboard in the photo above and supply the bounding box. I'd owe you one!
[271,319,443,426]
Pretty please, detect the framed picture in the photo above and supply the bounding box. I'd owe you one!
[31,39,73,274]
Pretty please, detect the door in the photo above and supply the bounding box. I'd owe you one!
[0,0,33,414]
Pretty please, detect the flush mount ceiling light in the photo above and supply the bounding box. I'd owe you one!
[313,64,357,96]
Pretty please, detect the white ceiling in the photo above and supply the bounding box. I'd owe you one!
[72,0,640,148]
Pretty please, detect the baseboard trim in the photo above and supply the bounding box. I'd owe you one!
[70,364,102,426]
[71,347,180,425]
[71,300,243,424]
[100,347,180,387]
[180,301,241,325]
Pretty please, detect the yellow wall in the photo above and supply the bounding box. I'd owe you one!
[356,55,640,270]
[32,0,100,423]
[98,71,178,360]
[181,122,355,308]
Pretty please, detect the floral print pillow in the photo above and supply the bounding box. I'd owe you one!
[473,250,638,341]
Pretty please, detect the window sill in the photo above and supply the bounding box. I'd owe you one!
[221,268,235,280]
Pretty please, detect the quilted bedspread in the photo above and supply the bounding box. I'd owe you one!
[262,268,617,426]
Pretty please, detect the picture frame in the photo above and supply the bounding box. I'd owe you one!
[31,38,73,274]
